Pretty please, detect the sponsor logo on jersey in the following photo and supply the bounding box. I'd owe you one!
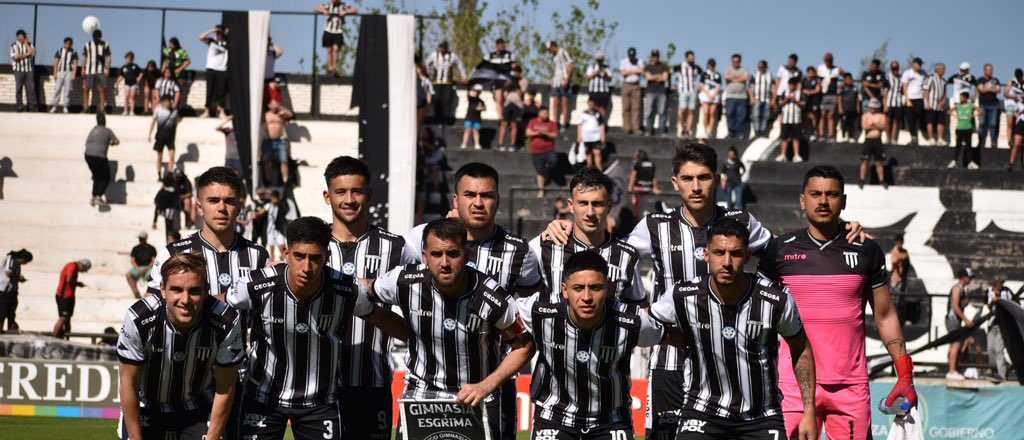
[679,419,707,433]
[253,281,276,290]
[784,253,807,261]
[408,309,433,317]
[678,285,699,291]
[760,290,780,301]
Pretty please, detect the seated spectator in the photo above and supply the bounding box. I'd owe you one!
[125,231,157,299]
[99,327,118,347]
[719,147,746,209]
[577,97,606,170]
[628,149,660,215]
[0,249,32,333]
[552,197,572,220]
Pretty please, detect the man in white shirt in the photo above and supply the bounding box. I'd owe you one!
[901,57,927,145]
[199,25,229,117]
[817,52,843,142]
[619,47,644,134]
[577,97,607,170]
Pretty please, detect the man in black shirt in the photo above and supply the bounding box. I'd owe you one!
[860,59,885,103]
[117,52,142,115]
[126,231,157,299]
[977,63,1002,148]
[644,50,670,136]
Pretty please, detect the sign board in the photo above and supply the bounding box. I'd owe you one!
[0,357,121,419]
[399,389,490,440]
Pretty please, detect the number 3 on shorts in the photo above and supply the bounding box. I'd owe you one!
[323,420,334,439]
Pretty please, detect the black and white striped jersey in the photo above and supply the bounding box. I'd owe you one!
[53,47,77,72]
[426,51,466,85]
[947,72,976,100]
[779,89,803,124]
[885,71,904,108]
[117,295,244,413]
[626,206,772,371]
[147,232,269,298]
[528,235,644,304]
[586,63,612,94]
[370,264,526,401]
[327,226,417,388]
[650,275,803,420]
[9,41,33,72]
[228,263,373,408]
[322,2,348,34]
[520,296,662,430]
[677,63,703,93]
[154,77,180,98]
[81,40,110,75]
[486,49,516,67]
[751,70,773,103]
[923,73,948,110]
[404,224,542,295]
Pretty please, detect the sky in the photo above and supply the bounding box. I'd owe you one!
[2,0,1021,80]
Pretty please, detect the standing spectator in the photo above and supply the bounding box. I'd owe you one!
[141,60,160,114]
[987,278,1013,381]
[946,268,975,381]
[619,47,644,135]
[154,65,181,109]
[675,50,703,138]
[627,150,660,215]
[174,168,195,229]
[426,41,466,127]
[976,63,1002,149]
[148,95,180,178]
[82,30,112,113]
[50,37,77,113]
[884,60,905,144]
[416,129,451,223]
[838,73,862,141]
[153,172,181,243]
[416,60,434,135]
[552,197,572,220]
[0,249,32,333]
[260,189,287,261]
[460,84,485,149]
[817,53,843,143]
[889,233,910,293]
[217,117,242,174]
[161,37,191,81]
[924,63,950,146]
[84,113,119,206]
[53,259,91,338]
[774,53,802,98]
[264,36,283,86]
[698,58,722,140]
[724,53,750,139]
[860,99,888,188]
[315,0,357,77]
[526,105,559,198]
[718,146,746,209]
[776,77,804,162]
[485,38,516,112]
[860,59,886,103]
[9,29,37,112]
[496,80,521,152]
[748,60,773,137]
[1009,69,1024,171]
[116,51,142,115]
[125,231,156,299]
[199,25,230,116]
[1003,69,1023,145]
[643,49,670,136]
[802,66,822,141]
[577,97,607,170]
[951,91,981,169]
[262,100,294,187]
[586,52,612,118]
[901,57,927,145]
[548,40,574,129]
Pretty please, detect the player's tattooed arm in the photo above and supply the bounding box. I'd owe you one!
[785,330,816,412]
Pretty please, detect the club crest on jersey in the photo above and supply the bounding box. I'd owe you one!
[607,264,624,281]
[484,256,504,276]
[575,350,591,362]
[218,273,232,287]
[296,323,310,334]
[843,251,859,268]
[342,262,356,276]
[722,326,737,340]
[443,318,458,331]
[694,247,706,260]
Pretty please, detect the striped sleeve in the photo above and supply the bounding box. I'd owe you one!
[117,308,146,364]
[371,266,402,305]
[227,276,255,310]
[215,312,245,367]
[625,216,653,259]
[637,308,665,347]
[776,293,803,338]
[649,290,677,326]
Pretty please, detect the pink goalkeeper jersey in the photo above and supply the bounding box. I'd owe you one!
[757,229,888,385]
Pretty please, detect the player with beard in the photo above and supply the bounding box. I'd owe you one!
[757,166,916,440]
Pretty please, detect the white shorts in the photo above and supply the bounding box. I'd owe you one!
[266,229,286,247]
[1005,100,1019,114]
[699,92,721,105]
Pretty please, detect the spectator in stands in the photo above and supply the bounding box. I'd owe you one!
[889,234,910,293]
[802,66,822,141]
[142,60,160,114]
[116,51,142,116]
[162,37,191,81]
[99,327,117,347]
[153,172,181,243]
[9,29,37,112]
[719,146,746,209]
[82,30,111,113]
[885,60,904,144]
[416,60,433,135]
[174,168,196,229]
[50,37,77,114]
[125,231,156,299]
[315,0,358,77]
[628,149,659,215]
[264,37,284,99]
[154,65,182,109]
[774,53,802,100]
[699,58,722,140]
[200,25,230,117]
[817,52,842,143]
[149,94,180,178]
[461,84,485,149]
[485,38,515,112]
[860,99,888,188]
[951,91,981,169]
[949,62,976,102]
[548,40,574,129]
[53,258,90,338]
[946,267,975,380]
[987,278,1013,381]
[262,100,294,186]
[426,41,466,127]
[259,189,287,262]
[217,117,241,174]
[749,59,772,138]
[838,72,861,141]
[619,47,644,135]
[861,59,885,103]
[1003,69,1022,147]
[924,63,949,146]
[676,50,703,138]
[586,52,612,118]
[901,57,927,145]
[1009,71,1024,171]
[416,129,451,223]
[0,249,32,333]
[976,64,1002,149]
[578,96,607,170]
[777,77,804,162]
[496,79,522,152]
[526,105,559,198]
[724,53,750,139]
[84,112,120,207]
[552,197,572,220]
[643,49,670,136]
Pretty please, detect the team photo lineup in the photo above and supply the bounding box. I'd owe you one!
[5,1,1024,440]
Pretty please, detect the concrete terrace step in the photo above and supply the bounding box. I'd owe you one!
[748,161,1024,189]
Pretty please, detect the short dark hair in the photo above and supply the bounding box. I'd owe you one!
[758,59,767,67]
[63,37,72,44]
[96,112,106,126]
[802,165,845,190]
[286,216,332,249]
[708,218,749,247]
[569,168,614,196]
[324,155,370,186]
[731,53,741,60]
[912,57,923,65]
[806,65,816,73]
[563,250,609,280]
[93,29,102,39]
[15,29,26,37]
[160,253,209,289]
[454,162,499,188]
[125,51,135,58]
[843,72,853,79]
[707,58,716,67]
[673,143,718,175]
[9,248,32,263]
[684,50,694,57]
[422,218,467,248]
[871,58,881,66]
[195,166,244,196]
[169,37,181,48]
[788,53,799,61]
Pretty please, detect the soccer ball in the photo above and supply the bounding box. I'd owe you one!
[82,16,101,34]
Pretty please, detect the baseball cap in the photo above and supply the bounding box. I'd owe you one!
[471,83,484,92]
[627,47,636,56]
[595,50,605,59]
[78,258,92,271]
[957,267,975,278]
[138,231,148,239]
[650,49,660,57]
[959,62,970,70]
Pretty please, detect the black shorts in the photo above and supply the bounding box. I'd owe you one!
[1014,120,1024,136]
[584,141,603,152]
[780,123,801,140]
[322,31,345,48]
[503,104,523,122]
[887,106,904,122]
[590,92,611,109]
[862,137,885,161]
[118,407,210,440]
[531,151,558,176]
[0,296,17,328]
[927,110,948,125]
[56,297,75,318]
[240,395,342,440]
[154,132,176,152]
[338,386,392,440]
[533,415,633,440]
[646,369,688,440]
[674,410,784,440]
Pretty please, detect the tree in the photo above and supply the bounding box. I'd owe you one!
[859,39,889,75]
[523,0,618,84]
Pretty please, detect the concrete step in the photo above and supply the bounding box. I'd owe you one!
[15,295,136,330]
[748,161,1024,189]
